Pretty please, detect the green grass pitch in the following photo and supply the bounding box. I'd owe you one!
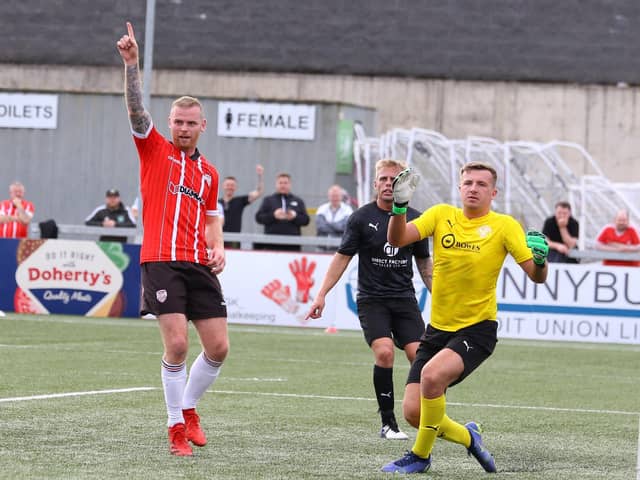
[1,313,638,479]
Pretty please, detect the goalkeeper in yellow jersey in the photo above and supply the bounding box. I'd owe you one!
[381,161,549,474]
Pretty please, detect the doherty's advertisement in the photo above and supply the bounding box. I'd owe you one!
[0,239,140,317]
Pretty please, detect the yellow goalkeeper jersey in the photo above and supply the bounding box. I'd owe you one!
[411,204,532,331]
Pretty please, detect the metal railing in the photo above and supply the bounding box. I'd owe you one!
[26,223,640,263]
[354,125,640,249]
[30,223,139,243]
[29,223,342,251]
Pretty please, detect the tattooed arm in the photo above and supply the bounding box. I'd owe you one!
[415,256,433,292]
[116,22,151,134]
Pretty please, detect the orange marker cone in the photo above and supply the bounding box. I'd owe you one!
[325,325,338,334]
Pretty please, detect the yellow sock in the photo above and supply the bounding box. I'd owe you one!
[438,414,472,447]
[412,395,445,458]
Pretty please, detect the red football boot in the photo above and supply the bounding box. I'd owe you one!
[168,423,193,456]
[183,408,207,447]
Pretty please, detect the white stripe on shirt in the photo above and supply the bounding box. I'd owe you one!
[171,151,187,261]
[192,157,205,263]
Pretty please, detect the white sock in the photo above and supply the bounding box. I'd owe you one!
[182,352,223,410]
[161,359,187,427]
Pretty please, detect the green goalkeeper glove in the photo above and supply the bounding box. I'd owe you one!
[391,168,420,215]
[526,230,549,266]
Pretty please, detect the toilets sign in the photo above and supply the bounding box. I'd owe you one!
[0,93,58,129]
[218,101,316,140]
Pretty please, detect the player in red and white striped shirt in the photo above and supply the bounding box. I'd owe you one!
[0,181,35,239]
[118,22,227,457]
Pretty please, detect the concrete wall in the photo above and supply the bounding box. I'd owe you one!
[2,65,639,183]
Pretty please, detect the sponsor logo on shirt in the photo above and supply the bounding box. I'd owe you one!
[168,181,204,204]
[441,233,480,252]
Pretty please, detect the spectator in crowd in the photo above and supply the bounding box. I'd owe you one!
[255,172,310,251]
[219,164,264,248]
[305,159,433,440]
[381,162,548,474]
[85,189,136,243]
[0,181,35,238]
[542,201,579,263]
[595,209,640,267]
[315,184,354,251]
[117,22,228,457]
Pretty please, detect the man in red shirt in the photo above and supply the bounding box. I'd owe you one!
[117,22,227,457]
[596,209,640,267]
[0,181,35,239]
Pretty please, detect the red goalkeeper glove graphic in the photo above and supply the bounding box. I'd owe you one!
[289,257,316,303]
[261,279,299,314]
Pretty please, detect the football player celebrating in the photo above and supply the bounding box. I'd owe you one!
[381,162,548,474]
[116,22,228,456]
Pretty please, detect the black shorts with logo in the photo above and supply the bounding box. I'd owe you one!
[141,261,227,320]
[356,297,425,348]
[407,320,498,387]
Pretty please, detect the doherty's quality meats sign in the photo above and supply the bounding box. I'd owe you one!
[14,240,128,316]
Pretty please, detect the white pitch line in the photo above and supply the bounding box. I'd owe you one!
[223,377,288,382]
[215,389,374,402]
[2,385,639,419]
[214,389,640,416]
[447,401,640,417]
[0,387,156,403]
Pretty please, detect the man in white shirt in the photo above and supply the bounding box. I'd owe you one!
[315,185,353,251]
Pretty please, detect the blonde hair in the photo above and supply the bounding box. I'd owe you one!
[460,161,497,186]
[374,159,407,177]
[171,96,204,117]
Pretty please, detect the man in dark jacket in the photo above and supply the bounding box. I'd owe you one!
[85,188,136,242]
[254,173,309,251]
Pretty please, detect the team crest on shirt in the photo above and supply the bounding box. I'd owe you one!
[477,225,492,238]
[156,289,168,303]
[203,174,211,187]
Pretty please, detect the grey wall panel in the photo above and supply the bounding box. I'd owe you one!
[0,93,374,235]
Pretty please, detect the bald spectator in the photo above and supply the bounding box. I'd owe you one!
[0,181,35,238]
[315,185,353,251]
[595,209,640,267]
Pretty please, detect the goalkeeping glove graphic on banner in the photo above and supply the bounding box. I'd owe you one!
[261,279,299,314]
[289,257,316,304]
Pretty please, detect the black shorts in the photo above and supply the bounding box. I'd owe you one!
[406,320,498,387]
[141,261,227,320]
[356,297,425,348]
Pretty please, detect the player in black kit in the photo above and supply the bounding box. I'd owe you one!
[305,159,432,439]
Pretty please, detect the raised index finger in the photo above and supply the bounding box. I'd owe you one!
[127,22,135,40]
